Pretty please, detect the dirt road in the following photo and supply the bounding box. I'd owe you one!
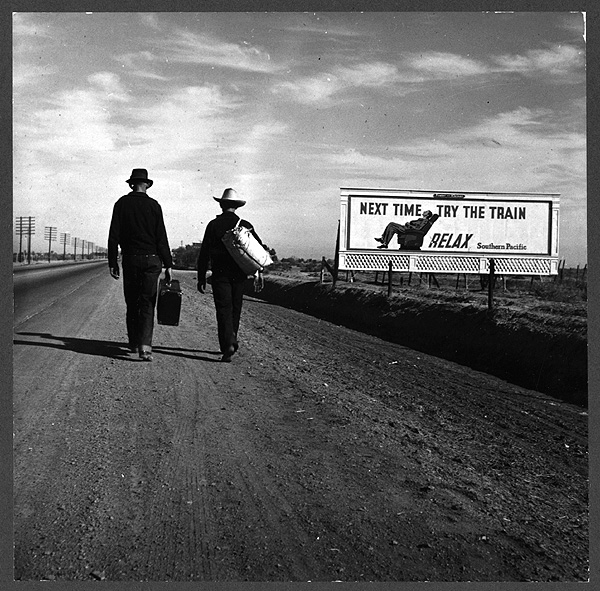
[13,264,588,581]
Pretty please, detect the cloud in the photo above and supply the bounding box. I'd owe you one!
[119,85,244,167]
[335,62,402,87]
[13,75,244,203]
[234,121,289,155]
[140,13,162,31]
[13,64,59,88]
[14,69,126,164]
[12,12,53,38]
[12,12,56,80]
[162,29,282,73]
[18,88,120,161]
[558,13,586,40]
[274,42,584,107]
[403,52,490,78]
[324,106,586,196]
[272,73,341,105]
[114,51,170,80]
[88,72,130,101]
[281,16,368,39]
[492,44,584,82]
[272,61,405,105]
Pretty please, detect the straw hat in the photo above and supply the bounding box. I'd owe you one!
[213,188,246,207]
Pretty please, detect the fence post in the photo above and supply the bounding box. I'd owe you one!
[488,258,495,313]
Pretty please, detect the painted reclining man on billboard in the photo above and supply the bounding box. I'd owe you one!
[374,210,439,250]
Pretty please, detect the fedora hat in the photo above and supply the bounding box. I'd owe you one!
[126,168,153,188]
[213,187,246,207]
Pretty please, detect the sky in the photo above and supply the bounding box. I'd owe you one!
[12,11,587,264]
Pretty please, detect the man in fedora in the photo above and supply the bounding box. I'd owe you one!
[108,168,173,361]
[196,188,265,362]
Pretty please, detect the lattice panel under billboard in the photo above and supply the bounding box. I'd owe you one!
[491,257,553,275]
[340,252,557,275]
[412,256,480,273]
[342,252,411,271]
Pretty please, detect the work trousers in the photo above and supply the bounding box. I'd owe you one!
[211,275,246,354]
[122,254,162,348]
[381,222,408,246]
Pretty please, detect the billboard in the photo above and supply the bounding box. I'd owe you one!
[339,188,560,275]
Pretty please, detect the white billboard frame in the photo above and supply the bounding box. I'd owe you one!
[338,187,560,275]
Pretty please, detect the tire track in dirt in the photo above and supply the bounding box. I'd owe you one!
[14,267,588,581]
[144,295,326,580]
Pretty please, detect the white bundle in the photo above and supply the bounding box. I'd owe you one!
[222,219,273,275]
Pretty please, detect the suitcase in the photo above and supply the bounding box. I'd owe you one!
[157,279,182,326]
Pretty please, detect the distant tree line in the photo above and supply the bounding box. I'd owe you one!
[273,257,333,273]
[172,243,279,270]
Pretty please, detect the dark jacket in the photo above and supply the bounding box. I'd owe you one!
[404,216,434,232]
[108,192,173,269]
[196,211,263,281]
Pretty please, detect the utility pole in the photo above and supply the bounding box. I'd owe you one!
[15,216,29,262]
[60,233,70,260]
[44,226,58,263]
[26,217,35,264]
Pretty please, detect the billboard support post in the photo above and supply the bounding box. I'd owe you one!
[488,258,495,313]
[332,220,340,290]
[387,261,393,297]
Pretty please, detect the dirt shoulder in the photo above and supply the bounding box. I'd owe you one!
[254,273,587,407]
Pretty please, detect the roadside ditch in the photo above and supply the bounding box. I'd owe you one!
[247,275,587,407]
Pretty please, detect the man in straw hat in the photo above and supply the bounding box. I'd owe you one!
[196,188,265,362]
[108,168,173,361]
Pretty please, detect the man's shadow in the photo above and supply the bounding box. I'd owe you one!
[151,345,221,362]
[14,332,221,362]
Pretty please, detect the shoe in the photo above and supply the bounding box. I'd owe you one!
[139,346,153,362]
[221,345,235,362]
[374,237,384,243]
[128,343,138,353]
[377,244,388,249]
